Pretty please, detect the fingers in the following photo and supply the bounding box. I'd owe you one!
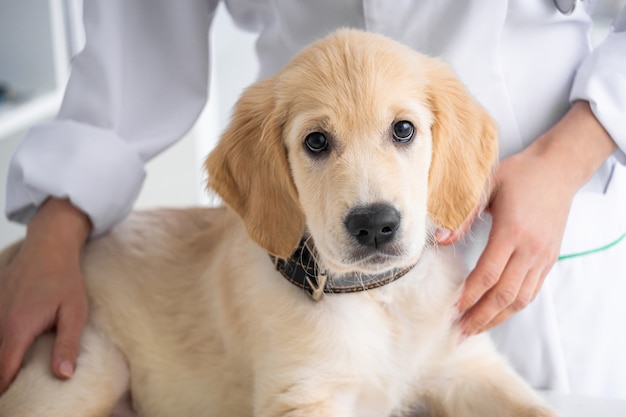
[458,247,527,335]
[0,308,86,394]
[481,264,551,331]
[0,303,88,392]
[0,252,88,392]
[0,318,37,394]
[469,266,545,334]
[456,231,514,315]
[0,300,88,393]
[51,299,88,380]
[457,237,555,336]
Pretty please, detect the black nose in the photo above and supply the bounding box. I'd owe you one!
[344,203,401,248]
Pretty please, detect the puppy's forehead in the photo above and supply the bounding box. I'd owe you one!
[276,31,430,133]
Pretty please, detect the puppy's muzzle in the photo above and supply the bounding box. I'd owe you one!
[344,203,401,248]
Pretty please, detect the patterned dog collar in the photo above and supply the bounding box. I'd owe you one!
[270,239,416,301]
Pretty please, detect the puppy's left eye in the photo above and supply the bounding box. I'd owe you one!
[392,121,415,143]
[304,132,329,153]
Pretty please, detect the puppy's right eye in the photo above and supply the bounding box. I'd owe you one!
[392,120,415,143]
[304,132,329,153]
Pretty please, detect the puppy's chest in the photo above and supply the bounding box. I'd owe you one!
[316,284,454,412]
[226,244,458,414]
[355,284,451,363]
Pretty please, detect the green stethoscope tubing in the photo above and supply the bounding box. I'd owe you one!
[557,230,626,261]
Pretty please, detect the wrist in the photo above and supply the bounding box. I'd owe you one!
[26,198,92,253]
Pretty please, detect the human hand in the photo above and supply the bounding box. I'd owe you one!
[455,101,617,336]
[0,198,91,393]
[454,151,575,335]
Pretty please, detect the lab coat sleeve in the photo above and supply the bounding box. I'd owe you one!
[570,6,626,164]
[5,0,218,236]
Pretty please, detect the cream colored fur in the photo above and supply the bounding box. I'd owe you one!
[0,30,558,417]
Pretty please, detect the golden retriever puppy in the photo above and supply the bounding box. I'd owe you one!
[0,29,558,417]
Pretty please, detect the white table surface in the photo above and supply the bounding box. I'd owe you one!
[543,391,626,417]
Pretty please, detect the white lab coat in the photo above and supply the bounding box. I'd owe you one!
[6,0,626,400]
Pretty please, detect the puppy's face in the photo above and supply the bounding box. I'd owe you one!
[207,30,497,272]
[279,53,435,274]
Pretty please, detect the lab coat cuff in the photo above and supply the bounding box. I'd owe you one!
[570,33,626,165]
[5,120,146,237]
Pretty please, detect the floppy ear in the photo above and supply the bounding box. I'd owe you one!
[205,77,304,258]
[425,60,499,231]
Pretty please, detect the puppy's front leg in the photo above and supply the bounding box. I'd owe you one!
[424,335,559,417]
[253,375,358,417]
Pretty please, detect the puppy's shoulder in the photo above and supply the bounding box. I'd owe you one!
[85,206,239,265]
